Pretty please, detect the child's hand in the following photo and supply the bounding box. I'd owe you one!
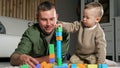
[55,23,63,28]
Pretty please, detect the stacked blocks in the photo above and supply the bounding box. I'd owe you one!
[56,26,62,66]
[49,44,55,63]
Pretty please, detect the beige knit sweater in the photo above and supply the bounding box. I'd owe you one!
[62,21,107,63]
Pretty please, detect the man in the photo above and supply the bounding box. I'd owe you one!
[10,1,70,68]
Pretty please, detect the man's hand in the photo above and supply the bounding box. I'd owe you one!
[19,54,39,68]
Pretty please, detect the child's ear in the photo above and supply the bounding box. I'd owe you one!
[96,17,101,23]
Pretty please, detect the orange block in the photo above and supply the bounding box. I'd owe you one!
[77,64,86,68]
[41,61,47,68]
[44,63,53,68]
[68,64,71,68]
[56,36,62,40]
[49,54,55,58]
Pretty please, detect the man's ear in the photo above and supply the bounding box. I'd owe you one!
[36,13,39,19]
[56,13,59,19]
[36,13,39,22]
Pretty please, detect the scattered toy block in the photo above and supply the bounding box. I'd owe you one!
[71,64,77,68]
[98,64,108,68]
[41,61,47,68]
[87,64,97,68]
[36,64,40,68]
[53,63,68,68]
[20,64,29,68]
[77,63,86,68]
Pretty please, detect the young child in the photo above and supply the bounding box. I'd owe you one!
[60,2,106,64]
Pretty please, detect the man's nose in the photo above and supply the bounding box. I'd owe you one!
[47,20,51,25]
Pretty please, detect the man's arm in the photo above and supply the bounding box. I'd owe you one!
[10,53,22,66]
[10,53,39,68]
[35,56,49,63]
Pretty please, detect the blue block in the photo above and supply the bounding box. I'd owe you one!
[102,64,108,68]
[56,32,62,36]
[53,64,68,68]
[62,63,68,67]
[56,46,61,58]
[98,64,108,68]
[56,41,62,46]
[36,64,40,68]
[71,64,77,68]
[98,64,102,68]
[56,50,61,58]
[49,58,55,63]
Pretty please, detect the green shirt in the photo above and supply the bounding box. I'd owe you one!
[13,23,70,58]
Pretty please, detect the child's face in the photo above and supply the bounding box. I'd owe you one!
[82,8,101,28]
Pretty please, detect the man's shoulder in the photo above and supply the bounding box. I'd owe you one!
[24,23,40,35]
[27,23,39,30]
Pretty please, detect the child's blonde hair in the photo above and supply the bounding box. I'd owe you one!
[85,2,104,18]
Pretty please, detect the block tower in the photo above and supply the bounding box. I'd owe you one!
[56,26,62,66]
[49,44,55,63]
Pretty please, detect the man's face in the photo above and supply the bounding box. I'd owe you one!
[37,8,58,34]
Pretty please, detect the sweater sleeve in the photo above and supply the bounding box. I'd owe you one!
[62,21,81,33]
[13,27,33,54]
[95,26,107,64]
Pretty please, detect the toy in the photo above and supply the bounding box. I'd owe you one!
[20,26,108,68]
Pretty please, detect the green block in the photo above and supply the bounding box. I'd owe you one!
[20,64,29,68]
[57,58,62,66]
[56,26,62,32]
[49,44,55,54]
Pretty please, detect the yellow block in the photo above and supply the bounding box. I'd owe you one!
[87,64,97,68]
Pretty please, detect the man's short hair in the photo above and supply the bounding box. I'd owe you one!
[37,1,55,12]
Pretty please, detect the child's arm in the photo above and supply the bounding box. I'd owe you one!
[95,27,107,64]
[57,21,81,33]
